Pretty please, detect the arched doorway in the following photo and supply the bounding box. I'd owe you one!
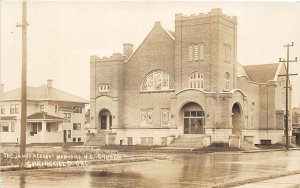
[180,102,205,134]
[98,109,112,131]
[232,103,242,136]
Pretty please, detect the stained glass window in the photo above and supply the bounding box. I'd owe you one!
[141,70,173,92]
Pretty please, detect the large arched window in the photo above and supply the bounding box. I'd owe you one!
[224,72,231,91]
[141,70,174,92]
[189,72,204,90]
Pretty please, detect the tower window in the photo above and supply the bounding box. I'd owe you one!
[224,43,231,62]
[99,84,110,92]
[224,72,231,91]
[188,44,204,62]
[189,72,204,90]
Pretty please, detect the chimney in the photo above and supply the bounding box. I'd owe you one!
[123,43,133,60]
[47,79,53,88]
[0,84,4,94]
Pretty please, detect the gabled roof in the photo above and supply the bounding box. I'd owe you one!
[126,21,175,63]
[0,84,89,104]
[27,112,63,121]
[243,63,280,83]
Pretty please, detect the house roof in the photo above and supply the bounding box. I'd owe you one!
[0,84,89,104]
[0,116,17,121]
[243,63,280,83]
[27,112,63,121]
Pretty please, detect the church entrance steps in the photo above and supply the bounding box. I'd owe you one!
[168,134,205,148]
[85,133,106,146]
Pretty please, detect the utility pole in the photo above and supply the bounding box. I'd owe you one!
[17,0,28,168]
[279,42,298,150]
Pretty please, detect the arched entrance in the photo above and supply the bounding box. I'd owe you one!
[232,103,242,136]
[180,102,205,134]
[98,109,112,131]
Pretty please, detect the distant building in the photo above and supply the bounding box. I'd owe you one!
[89,9,292,146]
[292,107,300,145]
[0,80,89,144]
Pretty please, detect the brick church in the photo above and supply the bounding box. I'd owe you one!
[88,8,291,146]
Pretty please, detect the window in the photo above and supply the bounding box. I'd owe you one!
[11,122,15,132]
[63,113,71,122]
[141,109,153,126]
[161,137,167,146]
[141,137,153,146]
[1,105,5,114]
[161,109,170,126]
[40,105,45,112]
[0,122,9,132]
[250,102,255,127]
[188,43,204,62]
[127,137,133,145]
[10,104,15,114]
[189,72,204,90]
[68,130,71,138]
[73,123,81,130]
[224,43,231,62]
[141,70,174,92]
[224,72,231,91]
[99,84,110,92]
[78,137,81,142]
[73,138,76,142]
[55,105,58,113]
[73,106,82,113]
[15,104,19,114]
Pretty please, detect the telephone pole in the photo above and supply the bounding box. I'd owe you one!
[17,0,28,168]
[279,42,298,150]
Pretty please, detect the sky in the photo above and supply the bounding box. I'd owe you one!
[1,1,300,107]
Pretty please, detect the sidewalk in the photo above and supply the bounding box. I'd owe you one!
[233,174,300,188]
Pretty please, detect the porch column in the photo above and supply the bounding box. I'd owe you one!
[41,121,47,132]
[107,115,110,130]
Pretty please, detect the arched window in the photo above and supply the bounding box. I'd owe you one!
[224,72,231,91]
[141,70,174,92]
[189,72,204,90]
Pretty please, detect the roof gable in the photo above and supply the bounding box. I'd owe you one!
[243,63,280,83]
[126,21,175,63]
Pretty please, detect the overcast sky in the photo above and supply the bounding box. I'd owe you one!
[1,1,300,107]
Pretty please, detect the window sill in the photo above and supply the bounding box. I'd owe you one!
[140,89,175,93]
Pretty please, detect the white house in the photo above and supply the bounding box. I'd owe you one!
[0,80,89,144]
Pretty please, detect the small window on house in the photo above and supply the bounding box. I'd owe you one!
[73,106,83,113]
[15,104,19,114]
[127,137,133,145]
[11,122,15,132]
[78,137,81,142]
[68,130,71,138]
[189,72,204,90]
[63,113,71,122]
[224,43,231,62]
[141,109,153,126]
[0,122,9,132]
[10,104,15,114]
[161,137,167,146]
[73,123,81,130]
[40,105,45,112]
[1,105,5,114]
[99,84,110,92]
[73,138,76,142]
[224,72,231,91]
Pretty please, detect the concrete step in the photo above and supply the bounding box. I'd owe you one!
[169,135,204,148]
[240,140,259,150]
[85,133,106,146]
